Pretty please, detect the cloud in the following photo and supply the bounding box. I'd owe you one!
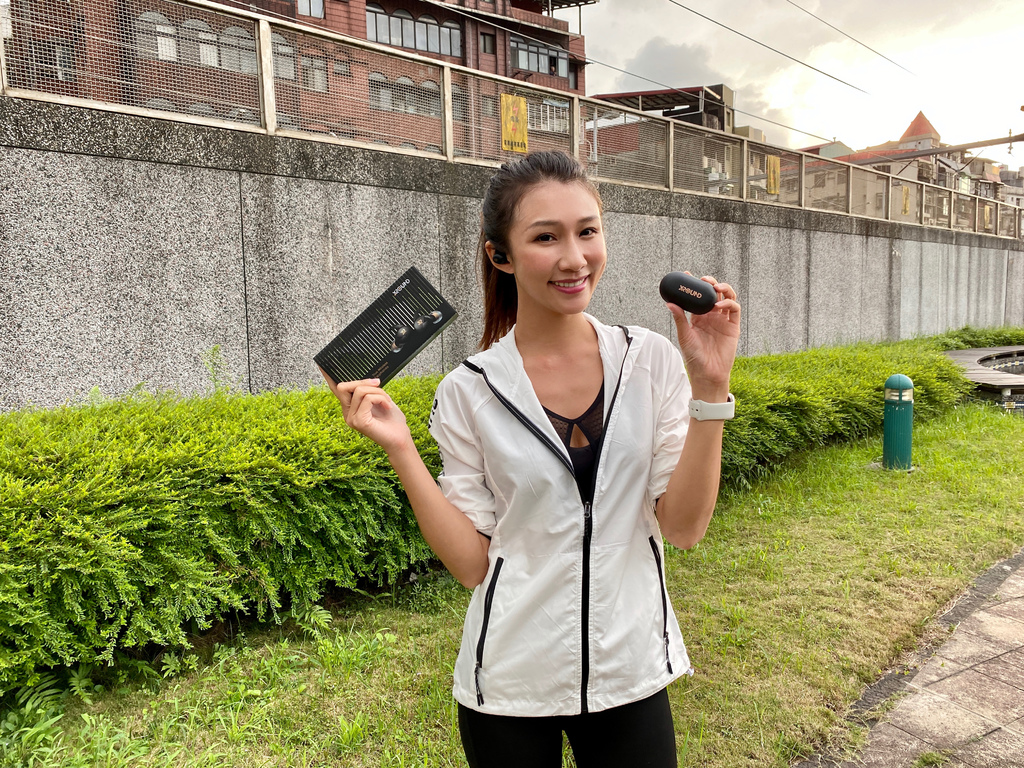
[611,37,727,93]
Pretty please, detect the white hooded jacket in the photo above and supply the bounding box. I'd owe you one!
[428,314,694,716]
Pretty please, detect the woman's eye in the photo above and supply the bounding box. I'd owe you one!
[581,227,599,236]
[536,233,555,242]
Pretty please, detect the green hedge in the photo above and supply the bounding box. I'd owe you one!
[723,326,1024,487]
[0,378,439,692]
[1,326,1022,691]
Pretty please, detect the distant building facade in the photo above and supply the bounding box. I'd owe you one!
[2,0,594,152]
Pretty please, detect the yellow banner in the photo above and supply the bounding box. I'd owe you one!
[766,155,781,195]
[501,94,528,154]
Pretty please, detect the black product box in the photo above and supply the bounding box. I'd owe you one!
[315,267,457,386]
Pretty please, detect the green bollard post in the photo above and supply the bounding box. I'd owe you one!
[883,374,914,470]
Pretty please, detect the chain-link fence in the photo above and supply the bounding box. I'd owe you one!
[978,200,997,236]
[953,194,976,231]
[273,26,444,153]
[579,99,668,188]
[850,167,887,219]
[673,122,742,198]
[450,70,572,163]
[3,0,263,125]
[923,186,951,228]
[890,180,922,223]
[746,144,800,205]
[804,158,849,213]
[2,0,1021,239]
[999,205,1018,238]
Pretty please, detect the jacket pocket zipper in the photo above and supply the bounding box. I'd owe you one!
[474,556,505,705]
[648,536,673,675]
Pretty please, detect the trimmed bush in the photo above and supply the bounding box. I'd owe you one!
[0,378,439,692]
[0,326,1021,691]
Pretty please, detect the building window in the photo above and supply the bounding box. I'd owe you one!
[369,71,392,111]
[528,99,570,134]
[333,60,351,77]
[453,83,468,123]
[365,5,460,56]
[389,9,409,47]
[181,20,218,67]
[393,75,415,113]
[366,4,384,41]
[297,0,324,19]
[510,35,567,77]
[137,12,177,62]
[441,21,460,56]
[272,33,296,80]
[220,26,258,74]
[421,79,441,117]
[301,55,328,92]
[31,40,77,82]
[480,32,496,55]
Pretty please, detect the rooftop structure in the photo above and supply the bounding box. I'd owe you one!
[592,84,734,133]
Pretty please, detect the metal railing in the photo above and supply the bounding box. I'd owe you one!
[1,0,1021,240]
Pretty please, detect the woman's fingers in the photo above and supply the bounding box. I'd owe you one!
[348,387,390,425]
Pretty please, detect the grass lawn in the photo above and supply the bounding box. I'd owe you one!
[9,402,1024,767]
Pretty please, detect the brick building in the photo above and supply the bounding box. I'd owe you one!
[1,0,594,154]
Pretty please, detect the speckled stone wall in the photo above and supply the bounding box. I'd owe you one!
[0,144,247,411]
[2,96,1024,410]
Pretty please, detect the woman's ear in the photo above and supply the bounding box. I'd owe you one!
[485,241,514,272]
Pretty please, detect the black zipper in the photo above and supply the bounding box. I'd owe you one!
[579,326,632,713]
[463,326,634,715]
[474,556,505,706]
[461,361,574,477]
[648,536,674,675]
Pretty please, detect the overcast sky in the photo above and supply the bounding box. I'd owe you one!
[555,0,1024,169]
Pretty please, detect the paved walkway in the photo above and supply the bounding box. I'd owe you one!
[797,548,1024,768]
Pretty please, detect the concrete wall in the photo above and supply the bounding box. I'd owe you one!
[2,96,1023,410]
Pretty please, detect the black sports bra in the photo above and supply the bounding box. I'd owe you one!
[543,382,605,504]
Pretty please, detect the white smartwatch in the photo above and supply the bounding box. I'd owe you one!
[689,393,735,421]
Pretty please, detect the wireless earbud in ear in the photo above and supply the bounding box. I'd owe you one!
[491,252,509,265]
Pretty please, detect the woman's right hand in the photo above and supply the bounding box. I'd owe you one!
[319,369,414,456]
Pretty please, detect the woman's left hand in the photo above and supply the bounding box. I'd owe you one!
[666,275,741,397]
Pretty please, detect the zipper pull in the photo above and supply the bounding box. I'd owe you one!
[664,632,673,674]
[475,661,484,706]
[584,501,591,519]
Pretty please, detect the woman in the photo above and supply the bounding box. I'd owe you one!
[323,151,740,767]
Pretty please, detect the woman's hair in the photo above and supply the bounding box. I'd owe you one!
[478,150,602,350]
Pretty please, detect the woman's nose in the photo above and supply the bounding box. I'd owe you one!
[560,239,587,271]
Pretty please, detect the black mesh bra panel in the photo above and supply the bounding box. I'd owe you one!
[543,383,605,504]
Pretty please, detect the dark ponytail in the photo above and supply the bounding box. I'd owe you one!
[478,151,601,349]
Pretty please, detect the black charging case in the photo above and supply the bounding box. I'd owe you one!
[659,272,718,315]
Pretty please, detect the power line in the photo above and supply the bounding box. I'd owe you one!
[438,3,835,142]
[663,0,869,95]
[781,0,914,75]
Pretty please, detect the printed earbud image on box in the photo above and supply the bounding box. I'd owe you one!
[315,267,457,386]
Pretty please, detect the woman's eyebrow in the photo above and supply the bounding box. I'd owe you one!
[525,215,600,229]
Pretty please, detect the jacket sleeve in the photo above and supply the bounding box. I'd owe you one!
[647,336,692,502]
[428,372,498,538]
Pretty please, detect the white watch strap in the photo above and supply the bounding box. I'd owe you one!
[689,393,735,421]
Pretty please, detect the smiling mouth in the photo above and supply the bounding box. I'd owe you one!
[551,277,588,288]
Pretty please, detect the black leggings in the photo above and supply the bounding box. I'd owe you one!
[457,688,677,768]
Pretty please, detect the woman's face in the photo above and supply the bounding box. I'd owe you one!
[490,180,607,322]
